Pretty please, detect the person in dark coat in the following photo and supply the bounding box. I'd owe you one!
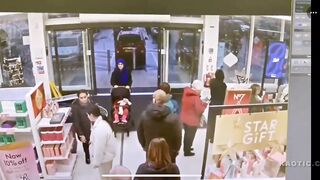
[137,89,182,163]
[71,89,95,164]
[135,137,180,180]
[180,80,208,156]
[208,69,227,143]
[110,59,132,88]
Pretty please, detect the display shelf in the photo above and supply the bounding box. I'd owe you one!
[46,154,77,180]
[41,123,72,145]
[0,112,28,117]
[44,137,74,161]
[0,127,31,133]
[37,107,71,128]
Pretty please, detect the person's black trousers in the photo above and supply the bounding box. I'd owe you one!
[183,123,198,153]
[82,142,90,160]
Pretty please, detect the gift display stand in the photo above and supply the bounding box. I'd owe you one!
[0,86,41,178]
[0,82,77,179]
[201,102,288,179]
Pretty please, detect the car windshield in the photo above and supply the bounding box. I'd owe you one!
[57,38,79,47]
[118,34,141,43]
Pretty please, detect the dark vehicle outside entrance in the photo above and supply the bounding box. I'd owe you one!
[115,30,146,70]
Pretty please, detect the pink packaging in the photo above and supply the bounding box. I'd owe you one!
[54,144,60,156]
[47,128,56,141]
[59,144,66,156]
[54,126,64,141]
[40,128,50,141]
[42,145,50,157]
[45,160,56,175]
[268,152,286,164]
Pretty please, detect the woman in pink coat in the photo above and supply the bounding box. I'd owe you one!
[180,80,208,156]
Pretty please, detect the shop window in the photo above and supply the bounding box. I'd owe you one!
[217,16,251,83]
[0,14,35,87]
[249,16,281,83]
[168,30,200,83]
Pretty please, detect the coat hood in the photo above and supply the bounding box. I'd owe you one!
[145,103,171,120]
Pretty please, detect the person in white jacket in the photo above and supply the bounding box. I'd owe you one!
[87,104,117,178]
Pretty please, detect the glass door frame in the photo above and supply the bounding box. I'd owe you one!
[161,27,203,88]
[47,29,94,94]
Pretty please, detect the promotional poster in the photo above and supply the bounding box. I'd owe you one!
[265,41,287,78]
[0,142,40,180]
[213,111,288,153]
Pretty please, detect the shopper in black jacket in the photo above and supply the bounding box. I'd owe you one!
[137,89,182,163]
[71,89,95,164]
[208,69,227,143]
[135,138,180,180]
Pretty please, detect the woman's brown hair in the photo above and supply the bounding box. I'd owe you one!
[147,137,171,168]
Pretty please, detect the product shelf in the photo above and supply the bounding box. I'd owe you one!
[46,153,77,180]
[37,107,71,128]
[44,137,75,161]
[41,123,73,145]
[0,112,28,117]
[0,127,31,133]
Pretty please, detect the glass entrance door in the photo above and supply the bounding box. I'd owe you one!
[92,26,160,93]
[164,29,201,87]
[48,30,93,92]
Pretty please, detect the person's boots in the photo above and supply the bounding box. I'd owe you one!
[113,114,120,123]
[121,115,128,123]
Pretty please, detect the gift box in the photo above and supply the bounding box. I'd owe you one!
[14,101,27,113]
[45,160,57,175]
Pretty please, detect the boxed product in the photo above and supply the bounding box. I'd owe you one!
[16,117,28,128]
[50,112,65,124]
[45,160,57,175]
[14,100,27,113]
[54,126,64,141]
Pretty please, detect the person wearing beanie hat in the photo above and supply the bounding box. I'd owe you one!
[191,79,204,92]
[137,89,182,163]
[110,58,132,89]
[180,79,208,156]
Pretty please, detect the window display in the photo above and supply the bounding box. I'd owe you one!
[0,14,35,88]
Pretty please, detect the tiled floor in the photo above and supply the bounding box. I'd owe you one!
[72,129,286,180]
[73,129,207,180]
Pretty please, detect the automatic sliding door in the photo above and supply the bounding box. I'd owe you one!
[167,29,200,86]
[93,27,160,92]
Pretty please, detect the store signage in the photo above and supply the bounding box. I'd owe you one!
[213,111,287,154]
[0,142,40,180]
[265,41,287,78]
[223,89,252,114]
[30,83,46,119]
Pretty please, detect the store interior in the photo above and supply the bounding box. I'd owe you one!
[0,0,311,179]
